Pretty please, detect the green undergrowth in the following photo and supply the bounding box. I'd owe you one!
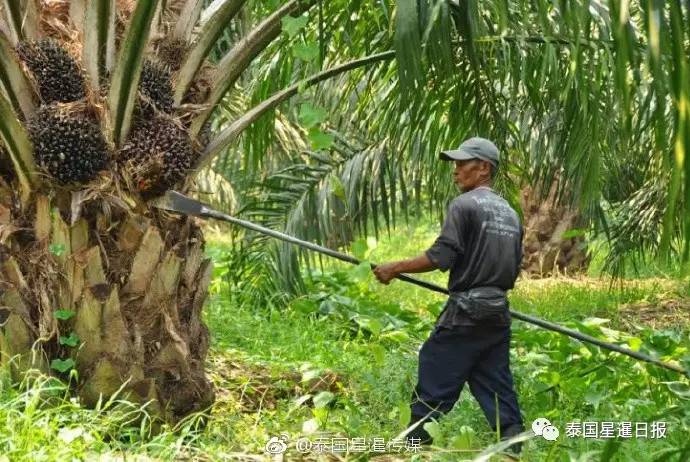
[1,231,690,460]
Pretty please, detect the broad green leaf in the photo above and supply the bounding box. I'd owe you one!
[398,401,411,428]
[298,102,327,128]
[291,298,317,313]
[293,41,319,62]
[49,243,65,256]
[423,420,442,440]
[381,330,410,343]
[281,15,308,37]
[369,343,385,366]
[312,391,335,408]
[450,426,475,449]
[627,337,642,351]
[50,358,75,373]
[584,388,606,408]
[54,309,76,321]
[108,0,161,146]
[59,332,80,347]
[561,228,588,239]
[308,128,334,151]
[348,262,371,282]
[355,316,382,336]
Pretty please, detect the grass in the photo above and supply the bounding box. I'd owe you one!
[1,220,689,461]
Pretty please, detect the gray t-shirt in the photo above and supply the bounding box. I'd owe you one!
[425,187,523,325]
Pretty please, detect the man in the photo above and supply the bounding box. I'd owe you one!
[373,137,525,451]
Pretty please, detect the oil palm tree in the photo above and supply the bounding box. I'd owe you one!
[0,0,394,422]
[0,0,688,424]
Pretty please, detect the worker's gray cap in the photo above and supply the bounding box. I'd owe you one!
[440,137,499,168]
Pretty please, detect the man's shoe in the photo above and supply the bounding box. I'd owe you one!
[406,415,434,445]
[405,424,433,445]
[500,423,524,455]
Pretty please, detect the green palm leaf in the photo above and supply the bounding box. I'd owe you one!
[82,0,116,90]
[0,33,34,119]
[107,0,161,146]
[174,0,248,105]
[189,0,317,136]
[200,50,395,169]
[1,0,38,45]
[0,93,35,203]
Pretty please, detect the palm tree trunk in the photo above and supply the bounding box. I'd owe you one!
[520,183,589,276]
[0,187,214,421]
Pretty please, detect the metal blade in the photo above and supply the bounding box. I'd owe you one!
[154,190,207,217]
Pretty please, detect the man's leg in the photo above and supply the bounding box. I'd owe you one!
[408,325,482,444]
[467,326,524,451]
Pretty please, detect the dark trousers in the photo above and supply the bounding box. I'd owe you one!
[408,324,523,441]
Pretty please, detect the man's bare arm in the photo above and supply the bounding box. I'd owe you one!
[373,254,437,284]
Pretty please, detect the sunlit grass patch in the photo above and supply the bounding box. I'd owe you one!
[0,361,212,461]
[511,276,689,327]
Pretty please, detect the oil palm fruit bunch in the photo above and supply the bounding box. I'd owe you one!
[16,38,85,103]
[137,59,174,115]
[118,116,193,198]
[0,0,380,424]
[28,103,108,184]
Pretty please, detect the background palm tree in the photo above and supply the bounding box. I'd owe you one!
[207,0,690,294]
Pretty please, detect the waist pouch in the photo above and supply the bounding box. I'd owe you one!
[449,287,509,322]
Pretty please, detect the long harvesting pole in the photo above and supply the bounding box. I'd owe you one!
[157,191,688,376]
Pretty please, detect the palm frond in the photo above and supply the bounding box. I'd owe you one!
[172,0,205,42]
[201,0,690,281]
[189,0,317,135]
[82,0,116,90]
[0,93,35,203]
[660,0,690,263]
[68,0,85,30]
[200,50,395,168]
[173,0,247,106]
[0,33,34,119]
[1,0,38,45]
[107,0,161,146]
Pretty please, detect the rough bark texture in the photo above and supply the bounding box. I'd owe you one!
[520,184,589,276]
[0,178,214,422]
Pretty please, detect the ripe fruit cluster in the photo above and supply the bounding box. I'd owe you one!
[16,39,85,104]
[28,105,109,184]
[13,38,194,194]
[118,117,196,197]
